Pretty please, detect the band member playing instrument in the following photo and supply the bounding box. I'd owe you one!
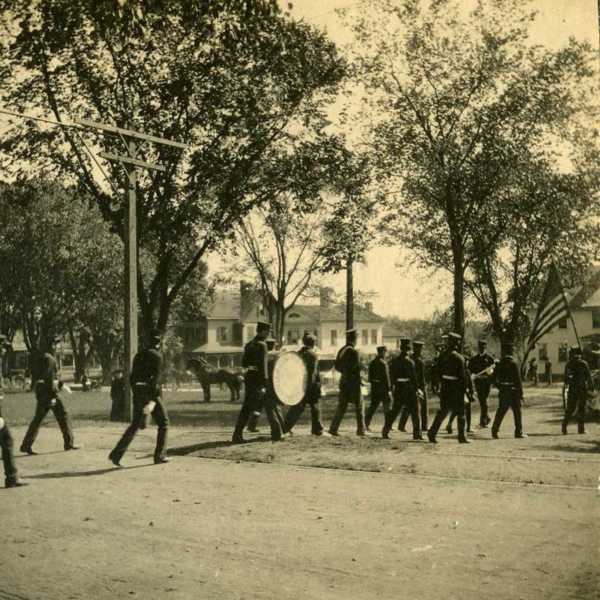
[109,331,169,466]
[233,321,283,443]
[283,333,325,436]
[365,345,392,432]
[468,340,495,427]
[491,342,527,439]
[21,335,78,455]
[329,329,367,437]
[382,338,422,440]
[562,346,593,435]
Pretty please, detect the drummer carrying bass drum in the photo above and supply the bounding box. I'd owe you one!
[232,321,284,444]
[283,333,327,436]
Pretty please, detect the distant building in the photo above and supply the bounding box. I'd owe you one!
[177,283,386,368]
[530,266,600,377]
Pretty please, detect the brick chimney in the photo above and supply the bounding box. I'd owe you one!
[320,287,334,308]
[365,301,373,313]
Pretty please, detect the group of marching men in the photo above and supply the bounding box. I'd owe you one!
[0,322,593,488]
[230,322,594,445]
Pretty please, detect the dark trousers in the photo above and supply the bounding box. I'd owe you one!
[563,388,586,432]
[246,399,285,435]
[329,382,365,435]
[234,389,283,441]
[1,423,18,484]
[428,388,467,442]
[447,402,472,431]
[398,390,427,430]
[365,390,391,429]
[21,391,74,450]
[283,399,323,434]
[383,385,421,439]
[491,390,523,436]
[474,379,491,425]
[110,397,169,462]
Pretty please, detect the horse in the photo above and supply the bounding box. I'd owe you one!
[186,356,243,403]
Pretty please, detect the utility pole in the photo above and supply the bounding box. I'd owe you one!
[76,119,185,421]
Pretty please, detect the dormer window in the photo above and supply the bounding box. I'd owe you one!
[288,312,301,319]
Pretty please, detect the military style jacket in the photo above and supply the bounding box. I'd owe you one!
[31,351,60,395]
[411,353,427,398]
[335,343,361,389]
[468,352,495,380]
[242,336,269,387]
[439,350,469,394]
[299,346,321,403]
[564,357,593,392]
[131,347,163,397]
[492,356,523,399]
[368,356,391,395]
[389,352,417,391]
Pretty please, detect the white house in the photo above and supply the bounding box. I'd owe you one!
[531,266,600,376]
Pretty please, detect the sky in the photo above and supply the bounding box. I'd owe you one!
[218,0,598,320]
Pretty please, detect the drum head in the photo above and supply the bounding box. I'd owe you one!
[272,351,308,406]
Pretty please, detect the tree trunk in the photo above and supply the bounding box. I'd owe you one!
[450,237,465,342]
[346,255,354,331]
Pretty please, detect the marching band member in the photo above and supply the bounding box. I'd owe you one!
[562,346,593,435]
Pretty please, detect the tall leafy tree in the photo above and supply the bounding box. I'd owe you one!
[344,0,597,337]
[0,0,346,337]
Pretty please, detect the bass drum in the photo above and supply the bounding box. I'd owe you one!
[272,351,308,406]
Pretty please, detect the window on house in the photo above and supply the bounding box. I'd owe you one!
[362,329,368,345]
[246,326,255,341]
[558,317,568,329]
[217,326,228,343]
[371,329,377,345]
[593,310,600,329]
[538,343,548,361]
[287,329,300,345]
[558,345,569,363]
[330,329,337,347]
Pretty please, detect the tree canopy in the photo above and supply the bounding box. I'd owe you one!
[0,0,346,337]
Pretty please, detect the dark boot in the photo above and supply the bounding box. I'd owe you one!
[427,411,444,443]
[458,416,470,443]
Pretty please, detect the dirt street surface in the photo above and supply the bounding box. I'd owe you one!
[1,388,598,600]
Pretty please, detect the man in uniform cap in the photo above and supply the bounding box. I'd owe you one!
[562,346,593,435]
[490,341,527,439]
[21,334,78,455]
[365,345,392,431]
[427,332,471,444]
[383,338,422,440]
[233,321,283,443]
[398,340,428,432]
[109,331,170,466]
[329,329,367,437]
[0,335,27,487]
[283,333,325,435]
[468,340,495,427]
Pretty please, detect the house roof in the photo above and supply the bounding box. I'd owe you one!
[382,324,404,338]
[205,290,241,320]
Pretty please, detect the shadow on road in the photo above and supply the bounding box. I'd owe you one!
[169,436,268,456]
[26,464,155,479]
[536,440,600,454]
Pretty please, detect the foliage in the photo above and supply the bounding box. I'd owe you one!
[0,179,124,380]
[344,0,598,337]
[0,0,346,336]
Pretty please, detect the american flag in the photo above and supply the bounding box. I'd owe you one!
[526,263,571,352]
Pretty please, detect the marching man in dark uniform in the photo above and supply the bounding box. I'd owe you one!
[382,338,422,440]
[283,333,325,436]
[109,331,169,466]
[427,332,471,444]
[0,336,27,487]
[398,340,428,432]
[468,340,495,427]
[329,329,367,437]
[490,341,526,439]
[365,345,392,432]
[562,346,593,435]
[20,335,78,455]
[233,321,283,443]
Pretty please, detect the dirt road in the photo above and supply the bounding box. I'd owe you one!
[0,391,598,600]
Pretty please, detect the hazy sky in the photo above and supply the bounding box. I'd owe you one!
[225,1,600,319]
